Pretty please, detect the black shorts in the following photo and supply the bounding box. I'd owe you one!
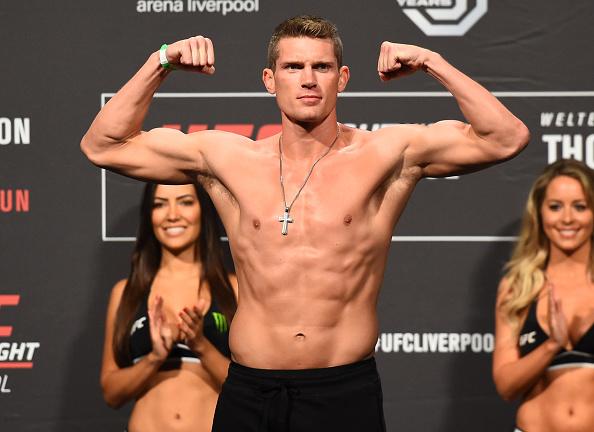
[212,357,386,432]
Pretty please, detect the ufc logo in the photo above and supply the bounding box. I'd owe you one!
[0,295,19,337]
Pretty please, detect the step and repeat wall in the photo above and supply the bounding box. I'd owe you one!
[2,0,593,430]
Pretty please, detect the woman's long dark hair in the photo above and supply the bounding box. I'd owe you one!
[113,182,237,367]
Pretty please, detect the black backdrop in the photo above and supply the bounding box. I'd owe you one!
[2,1,594,430]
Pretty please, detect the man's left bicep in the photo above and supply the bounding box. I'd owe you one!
[412,120,497,177]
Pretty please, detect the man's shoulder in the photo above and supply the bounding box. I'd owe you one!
[191,129,255,145]
[344,123,421,151]
[252,134,278,156]
[347,124,425,180]
[191,129,275,156]
[371,123,423,137]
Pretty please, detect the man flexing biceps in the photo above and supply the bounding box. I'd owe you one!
[82,15,529,431]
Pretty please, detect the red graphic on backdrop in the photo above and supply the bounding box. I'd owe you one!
[0,189,30,213]
[0,296,19,337]
[0,295,36,369]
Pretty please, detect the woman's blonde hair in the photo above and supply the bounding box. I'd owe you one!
[502,159,594,326]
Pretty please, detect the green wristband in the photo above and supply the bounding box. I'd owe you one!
[159,44,171,69]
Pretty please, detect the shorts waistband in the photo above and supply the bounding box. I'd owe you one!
[229,357,377,383]
[223,357,381,431]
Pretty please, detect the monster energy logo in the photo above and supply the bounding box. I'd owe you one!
[212,312,228,333]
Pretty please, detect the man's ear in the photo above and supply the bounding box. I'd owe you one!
[262,68,276,94]
[338,65,350,93]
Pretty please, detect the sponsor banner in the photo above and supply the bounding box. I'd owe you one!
[0,189,30,214]
[136,0,260,15]
[0,295,41,395]
[0,117,30,145]
[376,331,494,353]
[99,93,591,240]
[395,0,488,37]
[538,105,594,166]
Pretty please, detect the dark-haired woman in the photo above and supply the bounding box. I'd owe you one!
[493,159,594,432]
[100,183,237,432]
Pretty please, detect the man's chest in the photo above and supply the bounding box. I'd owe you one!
[209,145,416,236]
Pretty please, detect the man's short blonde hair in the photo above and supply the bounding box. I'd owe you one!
[267,15,343,70]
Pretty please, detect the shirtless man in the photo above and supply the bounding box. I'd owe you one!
[82,15,529,432]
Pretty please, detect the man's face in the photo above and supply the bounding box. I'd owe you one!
[263,37,349,124]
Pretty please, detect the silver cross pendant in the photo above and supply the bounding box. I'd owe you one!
[277,207,294,236]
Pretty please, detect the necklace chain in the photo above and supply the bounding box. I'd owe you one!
[278,124,341,215]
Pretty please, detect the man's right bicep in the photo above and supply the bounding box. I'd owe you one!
[83,127,209,184]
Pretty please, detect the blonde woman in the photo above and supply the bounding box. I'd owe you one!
[493,159,594,432]
[101,182,237,432]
